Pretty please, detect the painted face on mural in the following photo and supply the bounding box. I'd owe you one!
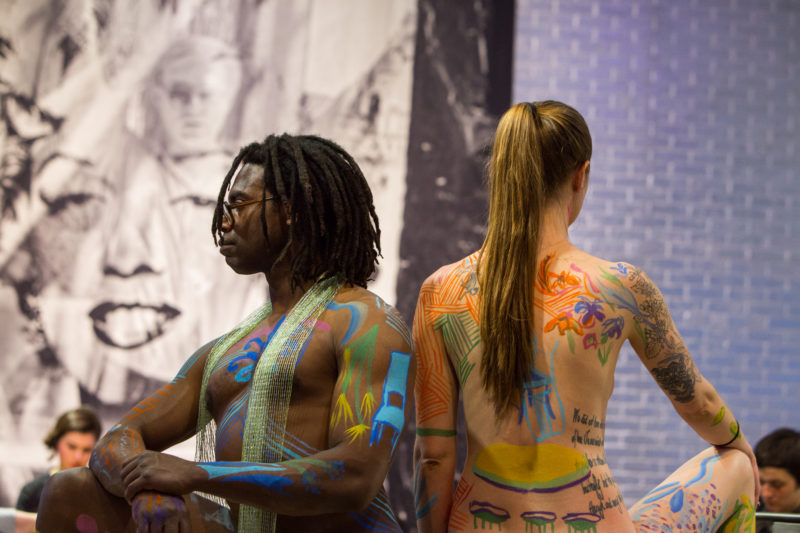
[149,37,242,158]
[15,37,260,404]
[29,152,259,402]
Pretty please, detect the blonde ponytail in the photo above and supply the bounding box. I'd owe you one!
[478,101,592,416]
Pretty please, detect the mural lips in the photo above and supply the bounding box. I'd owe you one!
[89,302,181,349]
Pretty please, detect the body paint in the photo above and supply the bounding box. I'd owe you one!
[370,350,411,453]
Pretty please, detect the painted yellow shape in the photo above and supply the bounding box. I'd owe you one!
[344,423,371,443]
[330,394,354,429]
[711,406,725,426]
[360,392,376,420]
[473,442,590,492]
[720,494,754,533]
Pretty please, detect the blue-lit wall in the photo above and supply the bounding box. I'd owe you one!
[514,0,800,502]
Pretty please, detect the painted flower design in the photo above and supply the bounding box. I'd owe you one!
[610,262,628,275]
[583,333,598,350]
[574,297,605,326]
[544,313,583,336]
[549,270,581,290]
[601,317,624,339]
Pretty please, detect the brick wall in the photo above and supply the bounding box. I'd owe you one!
[514,0,800,502]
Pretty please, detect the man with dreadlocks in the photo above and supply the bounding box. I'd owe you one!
[36,134,414,532]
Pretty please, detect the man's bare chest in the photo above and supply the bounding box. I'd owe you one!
[207,318,337,402]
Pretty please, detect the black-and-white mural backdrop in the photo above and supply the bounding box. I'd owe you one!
[0,0,512,528]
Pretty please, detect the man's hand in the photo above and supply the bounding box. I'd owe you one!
[130,490,190,533]
[121,451,200,500]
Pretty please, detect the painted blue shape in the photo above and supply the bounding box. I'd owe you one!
[642,481,681,504]
[260,412,318,460]
[198,463,293,492]
[574,297,605,325]
[685,455,719,488]
[350,493,401,533]
[669,488,684,512]
[216,393,248,452]
[641,455,721,511]
[198,462,286,479]
[216,473,293,492]
[519,338,565,441]
[601,317,625,339]
[416,494,438,520]
[329,301,367,345]
[227,338,265,383]
[414,455,439,520]
[610,263,628,275]
[369,351,411,453]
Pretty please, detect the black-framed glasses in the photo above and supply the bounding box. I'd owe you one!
[222,196,275,223]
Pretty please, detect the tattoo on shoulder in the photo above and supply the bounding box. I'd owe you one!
[627,268,682,360]
[650,354,698,403]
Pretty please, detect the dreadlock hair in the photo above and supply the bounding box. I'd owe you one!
[478,100,592,417]
[212,133,381,289]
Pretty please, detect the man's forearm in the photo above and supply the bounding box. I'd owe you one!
[90,425,146,497]
[190,453,386,515]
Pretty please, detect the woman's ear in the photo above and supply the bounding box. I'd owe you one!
[572,161,590,191]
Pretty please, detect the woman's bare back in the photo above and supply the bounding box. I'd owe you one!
[414,245,755,532]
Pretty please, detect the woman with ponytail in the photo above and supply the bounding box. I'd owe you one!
[413,101,758,532]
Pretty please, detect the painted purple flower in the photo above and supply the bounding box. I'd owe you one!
[574,297,605,326]
[602,317,624,339]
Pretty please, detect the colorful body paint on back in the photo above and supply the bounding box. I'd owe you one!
[518,337,564,441]
[472,443,590,493]
[536,255,639,365]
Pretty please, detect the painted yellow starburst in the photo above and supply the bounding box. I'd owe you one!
[360,392,376,420]
[344,424,370,444]
[331,394,354,429]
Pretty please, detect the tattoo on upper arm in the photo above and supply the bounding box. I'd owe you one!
[627,268,682,360]
[650,354,698,403]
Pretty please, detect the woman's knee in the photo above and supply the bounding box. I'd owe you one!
[716,447,756,492]
[718,447,751,472]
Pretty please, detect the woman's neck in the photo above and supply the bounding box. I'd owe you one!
[539,198,572,250]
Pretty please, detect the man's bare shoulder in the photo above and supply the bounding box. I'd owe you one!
[325,286,411,349]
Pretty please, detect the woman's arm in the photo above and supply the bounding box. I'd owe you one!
[623,266,759,500]
[412,273,460,533]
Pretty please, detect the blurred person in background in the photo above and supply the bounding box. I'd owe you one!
[16,405,101,513]
[755,428,800,533]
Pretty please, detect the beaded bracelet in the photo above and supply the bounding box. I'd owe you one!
[712,419,741,447]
